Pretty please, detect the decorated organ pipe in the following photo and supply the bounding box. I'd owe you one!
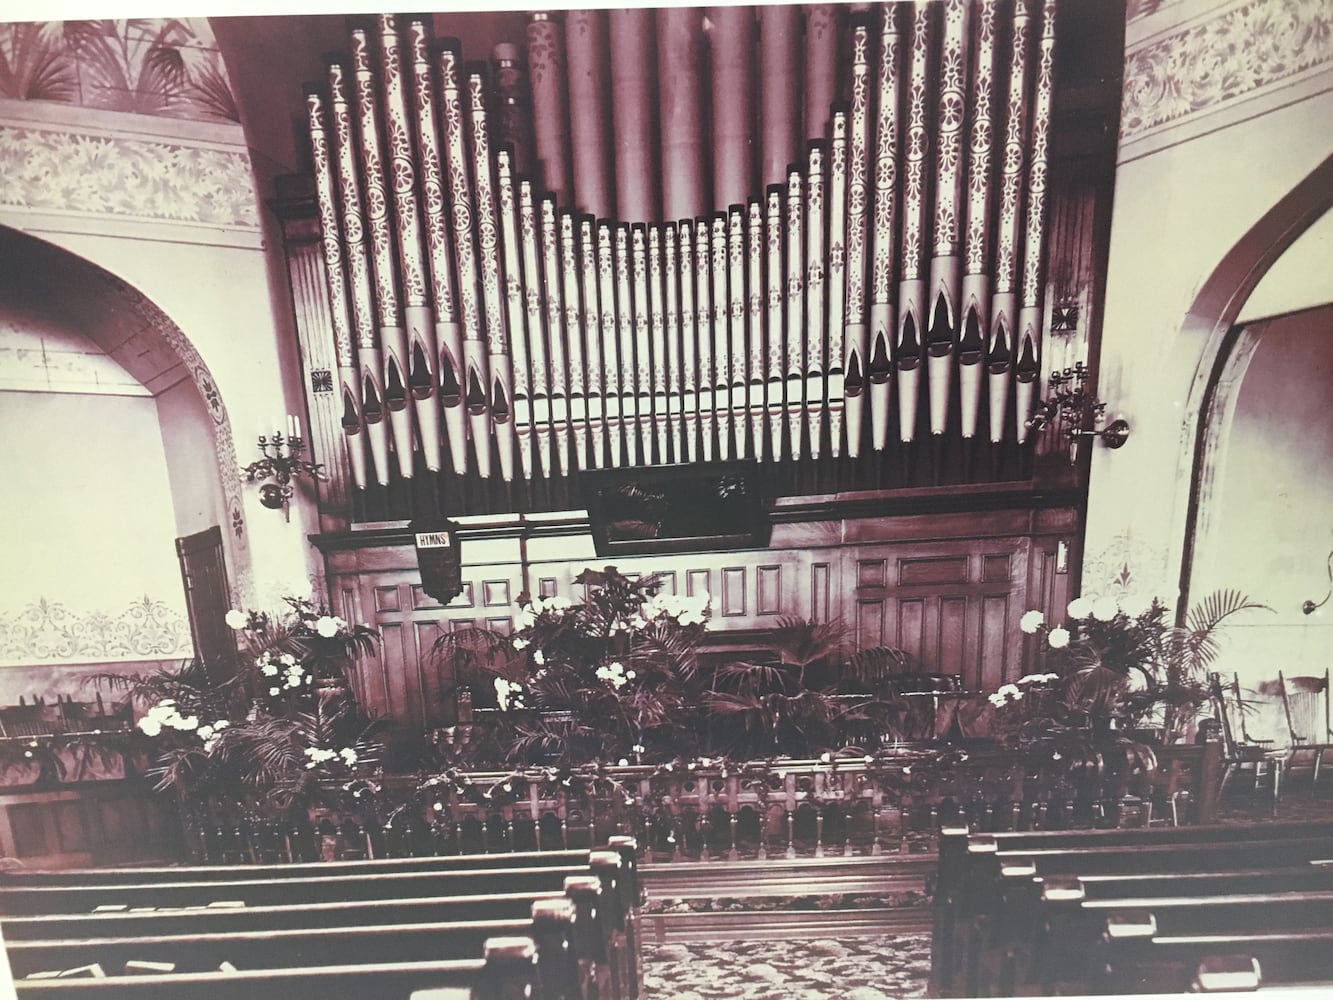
[648,224,671,464]
[825,106,848,459]
[926,0,973,443]
[351,26,415,479]
[959,0,1001,442]
[520,181,554,478]
[1015,0,1058,445]
[894,3,933,449]
[495,150,535,481]
[990,0,1036,446]
[408,19,467,477]
[579,215,608,468]
[304,87,368,490]
[298,4,1074,514]
[847,12,879,453]
[540,196,572,476]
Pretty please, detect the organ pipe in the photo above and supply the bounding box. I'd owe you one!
[710,7,755,211]
[579,216,608,468]
[959,0,1001,442]
[565,10,613,218]
[864,8,897,454]
[609,9,659,223]
[1015,0,1058,445]
[805,143,828,459]
[894,3,933,447]
[657,8,706,220]
[759,5,801,191]
[825,106,848,459]
[526,13,572,205]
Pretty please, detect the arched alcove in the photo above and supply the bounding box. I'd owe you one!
[0,225,251,695]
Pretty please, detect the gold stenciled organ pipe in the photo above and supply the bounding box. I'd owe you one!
[894,3,933,448]
[694,218,715,461]
[351,26,415,480]
[597,222,624,468]
[560,210,591,470]
[495,150,535,481]
[1015,0,1058,445]
[466,64,516,483]
[804,4,840,143]
[710,213,731,460]
[677,219,699,463]
[327,60,391,487]
[519,180,553,478]
[648,224,671,464]
[726,206,748,459]
[925,0,973,441]
[408,19,468,477]
[805,143,828,460]
[990,0,1036,446]
[579,216,608,468]
[825,106,848,459]
[304,87,369,490]
[847,14,879,458]
[959,0,1001,442]
[438,42,493,478]
[614,224,641,463]
[764,187,785,462]
[745,199,767,461]
[540,197,573,475]
[784,167,806,460]
[378,15,443,476]
[662,223,684,464]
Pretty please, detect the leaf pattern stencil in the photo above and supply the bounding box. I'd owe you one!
[0,17,238,122]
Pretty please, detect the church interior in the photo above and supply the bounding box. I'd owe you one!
[0,1,1330,996]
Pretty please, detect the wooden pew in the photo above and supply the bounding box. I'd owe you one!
[931,822,1333,997]
[1099,913,1333,994]
[13,937,539,1000]
[931,820,1333,996]
[0,841,642,1000]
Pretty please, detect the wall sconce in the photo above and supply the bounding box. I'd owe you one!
[1025,362,1130,460]
[242,415,325,520]
[1302,550,1333,615]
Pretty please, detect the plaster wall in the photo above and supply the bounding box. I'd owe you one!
[1083,0,1333,610]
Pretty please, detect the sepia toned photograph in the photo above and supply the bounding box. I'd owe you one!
[0,0,1329,996]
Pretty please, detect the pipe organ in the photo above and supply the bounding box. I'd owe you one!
[297,2,1091,524]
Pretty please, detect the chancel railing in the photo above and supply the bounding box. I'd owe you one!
[184,745,1220,866]
[282,2,1098,524]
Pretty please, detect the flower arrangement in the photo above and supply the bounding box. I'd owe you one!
[109,591,383,812]
[1001,588,1267,744]
[433,566,913,768]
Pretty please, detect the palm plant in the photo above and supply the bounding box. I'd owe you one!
[0,23,77,102]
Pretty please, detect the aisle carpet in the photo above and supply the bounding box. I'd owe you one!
[643,934,932,1000]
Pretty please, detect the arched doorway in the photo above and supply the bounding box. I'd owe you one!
[0,225,251,692]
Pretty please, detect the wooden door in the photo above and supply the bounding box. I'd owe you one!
[175,526,235,680]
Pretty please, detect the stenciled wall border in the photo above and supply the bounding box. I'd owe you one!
[1121,0,1333,156]
[0,595,193,664]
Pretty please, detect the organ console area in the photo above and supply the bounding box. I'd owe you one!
[273,2,1120,727]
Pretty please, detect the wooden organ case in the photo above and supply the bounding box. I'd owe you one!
[273,3,1123,731]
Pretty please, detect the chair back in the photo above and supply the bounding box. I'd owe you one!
[1279,669,1332,746]
[1207,672,1243,757]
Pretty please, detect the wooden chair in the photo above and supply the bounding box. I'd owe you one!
[1208,672,1285,809]
[1279,669,1333,786]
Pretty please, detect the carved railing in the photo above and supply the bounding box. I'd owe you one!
[183,743,1221,865]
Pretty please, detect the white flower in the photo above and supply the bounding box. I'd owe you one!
[513,606,536,631]
[315,616,340,638]
[280,654,297,666]
[339,748,359,766]
[1090,596,1120,621]
[174,715,199,731]
[1066,597,1093,619]
[261,662,278,676]
[512,637,529,650]
[225,609,248,630]
[1019,610,1045,634]
[137,717,163,737]
[213,720,229,730]
[1017,672,1059,686]
[198,725,214,740]
[269,687,280,696]
[1047,627,1071,650]
[532,649,545,666]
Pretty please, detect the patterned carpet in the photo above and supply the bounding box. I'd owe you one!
[643,935,932,1000]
